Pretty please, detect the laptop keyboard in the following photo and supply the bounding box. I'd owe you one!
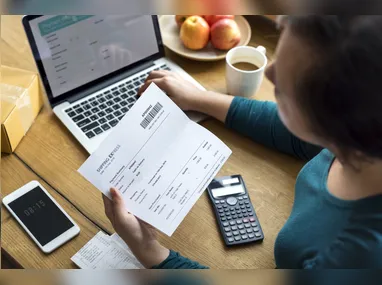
[64,64,171,139]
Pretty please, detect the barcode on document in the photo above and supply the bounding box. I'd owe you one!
[140,102,163,129]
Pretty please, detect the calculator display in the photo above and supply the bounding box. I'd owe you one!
[211,184,245,198]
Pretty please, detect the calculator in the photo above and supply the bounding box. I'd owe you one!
[207,175,264,246]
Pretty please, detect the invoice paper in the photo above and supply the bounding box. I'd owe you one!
[71,231,143,269]
[78,83,232,236]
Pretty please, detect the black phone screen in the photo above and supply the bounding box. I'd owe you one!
[8,186,74,246]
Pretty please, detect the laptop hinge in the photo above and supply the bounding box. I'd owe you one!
[66,61,155,104]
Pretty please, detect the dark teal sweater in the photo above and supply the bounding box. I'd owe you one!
[153,97,382,269]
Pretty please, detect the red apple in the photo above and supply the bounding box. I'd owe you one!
[180,16,210,50]
[203,15,234,26]
[211,19,241,50]
[175,15,191,28]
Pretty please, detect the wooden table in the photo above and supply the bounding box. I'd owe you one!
[1,15,304,269]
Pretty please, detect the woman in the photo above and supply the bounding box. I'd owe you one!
[103,15,382,269]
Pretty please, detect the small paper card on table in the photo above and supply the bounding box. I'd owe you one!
[71,231,143,269]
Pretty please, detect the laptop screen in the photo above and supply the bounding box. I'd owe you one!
[28,15,160,98]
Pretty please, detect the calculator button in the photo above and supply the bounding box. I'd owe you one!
[243,213,248,217]
[241,206,245,209]
[233,231,239,236]
[224,208,229,212]
[219,210,224,213]
[243,195,248,199]
[245,224,251,228]
[255,233,262,238]
[220,213,225,217]
[228,238,234,243]
[235,206,240,210]
[227,216,232,220]
[246,205,251,208]
[226,197,238,206]
[248,233,255,239]
[234,236,241,241]
[248,213,253,216]
[245,201,250,204]
[249,217,256,222]
[224,227,230,232]
[215,201,220,204]
[238,197,243,200]
[221,218,226,221]
[230,207,235,211]
[222,222,229,227]
[229,221,235,226]
[217,205,222,209]
[226,232,233,237]
[242,235,248,240]
[236,210,241,214]
[251,222,257,227]
[239,202,244,205]
[243,218,249,223]
[247,209,252,213]
[236,220,242,224]
[232,215,238,220]
[238,225,244,229]
[238,214,243,218]
[231,226,238,231]
[246,229,253,233]
[223,205,228,208]
[239,230,246,235]
[253,227,260,232]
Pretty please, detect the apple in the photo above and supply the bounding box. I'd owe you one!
[211,19,241,50]
[203,15,234,26]
[175,15,191,28]
[180,16,210,50]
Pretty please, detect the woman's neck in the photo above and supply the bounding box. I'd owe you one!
[336,157,382,199]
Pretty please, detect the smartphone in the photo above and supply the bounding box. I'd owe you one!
[2,180,80,253]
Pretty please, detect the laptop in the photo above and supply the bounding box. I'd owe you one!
[22,15,206,154]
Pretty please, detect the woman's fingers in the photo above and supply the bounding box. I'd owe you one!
[102,194,113,220]
[138,78,168,96]
[145,70,170,81]
[109,188,136,221]
[138,79,155,96]
[110,188,127,217]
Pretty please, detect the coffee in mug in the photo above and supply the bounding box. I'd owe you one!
[232,62,260,71]
[226,45,267,98]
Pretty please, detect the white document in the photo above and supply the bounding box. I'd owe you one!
[71,231,143,269]
[78,83,232,236]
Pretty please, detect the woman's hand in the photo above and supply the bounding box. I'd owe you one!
[103,188,170,268]
[139,70,234,123]
[138,70,206,111]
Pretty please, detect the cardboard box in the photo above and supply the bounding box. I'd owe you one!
[1,66,43,153]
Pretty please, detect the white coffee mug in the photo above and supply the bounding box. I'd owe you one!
[226,45,267,98]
